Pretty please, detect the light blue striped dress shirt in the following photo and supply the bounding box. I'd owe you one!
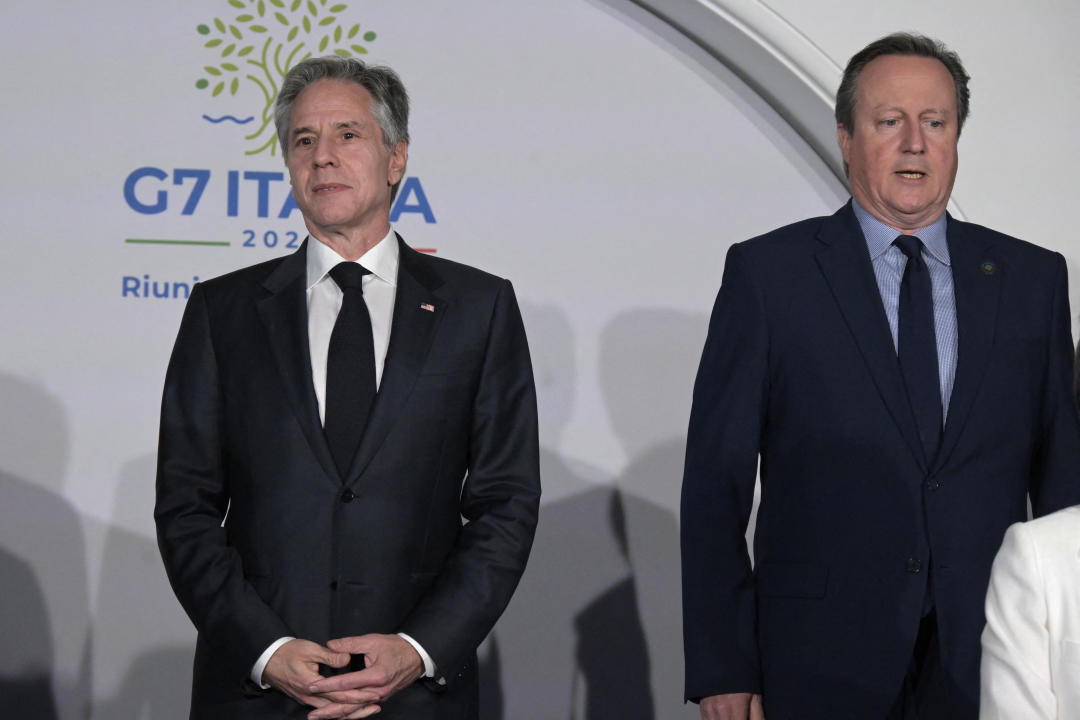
[852,199,958,421]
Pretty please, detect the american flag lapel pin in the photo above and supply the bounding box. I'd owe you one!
[420,303,435,312]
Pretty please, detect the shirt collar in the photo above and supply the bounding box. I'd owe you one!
[306,227,399,290]
[851,198,950,266]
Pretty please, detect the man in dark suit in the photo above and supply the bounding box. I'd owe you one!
[155,56,540,720]
[681,33,1080,720]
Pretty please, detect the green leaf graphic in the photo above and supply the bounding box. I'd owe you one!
[196,0,381,157]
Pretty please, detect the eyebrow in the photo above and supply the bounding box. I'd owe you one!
[291,120,364,138]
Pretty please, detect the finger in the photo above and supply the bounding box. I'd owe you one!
[309,668,386,693]
[327,636,369,654]
[316,650,352,669]
[344,704,381,719]
[750,694,765,720]
[313,688,383,705]
[306,702,368,720]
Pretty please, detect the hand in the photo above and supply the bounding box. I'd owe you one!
[305,633,425,719]
[262,639,354,711]
[700,692,765,720]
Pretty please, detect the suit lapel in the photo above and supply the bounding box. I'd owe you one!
[256,240,341,486]
[346,237,446,483]
[814,203,928,472]
[934,217,1000,470]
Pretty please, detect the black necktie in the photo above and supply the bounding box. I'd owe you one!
[894,235,942,464]
[325,262,376,477]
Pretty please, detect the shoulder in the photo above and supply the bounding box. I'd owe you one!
[402,244,512,300]
[949,217,1064,272]
[737,213,835,258]
[1015,505,1080,548]
[195,255,289,300]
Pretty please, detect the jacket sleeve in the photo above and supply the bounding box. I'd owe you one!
[1030,254,1080,516]
[979,522,1056,720]
[398,279,541,687]
[681,243,767,701]
[154,283,291,686]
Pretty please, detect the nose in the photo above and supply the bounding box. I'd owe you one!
[313,139,337,167]
[901,121,925,154]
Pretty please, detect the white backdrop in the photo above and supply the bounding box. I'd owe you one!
[1,1,1078,718]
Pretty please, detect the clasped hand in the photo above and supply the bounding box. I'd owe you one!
[264,634,425,719]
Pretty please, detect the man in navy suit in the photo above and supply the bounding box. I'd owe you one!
[156,57,540,719]
[681,33,1080,720]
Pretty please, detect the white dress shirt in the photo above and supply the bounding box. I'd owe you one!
[251,228,436,687]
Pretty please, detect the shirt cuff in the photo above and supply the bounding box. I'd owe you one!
[397,632,435,678]
[251,636,296,689]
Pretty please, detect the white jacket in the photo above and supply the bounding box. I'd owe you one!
[980,505,1080,719]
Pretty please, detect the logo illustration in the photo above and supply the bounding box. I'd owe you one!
[195,0,377,156]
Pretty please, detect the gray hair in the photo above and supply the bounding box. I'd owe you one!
[835,33,971,137]
[274,55,410,162]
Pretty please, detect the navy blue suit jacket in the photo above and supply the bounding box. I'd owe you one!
[156,237,540,719]
[681,203,1080,719]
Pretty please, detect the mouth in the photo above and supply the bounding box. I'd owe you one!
[896,171,926,180]
[313,183,347,194]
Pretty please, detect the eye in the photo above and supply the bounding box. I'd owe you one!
[927,119,944,128]
[881,118,899,127]
[295,136,313,146]
[343,131,356,140]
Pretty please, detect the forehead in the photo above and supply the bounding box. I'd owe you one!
[855,54,956,114]
[290,79,375,127]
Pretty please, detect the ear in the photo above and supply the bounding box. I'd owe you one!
[387,140,408,187]
[837,124,852,166]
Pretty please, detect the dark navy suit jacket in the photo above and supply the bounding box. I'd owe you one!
[681,202,1080,719]
[156,237,540,719]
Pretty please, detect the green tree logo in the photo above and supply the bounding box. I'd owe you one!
[195,0,377,156]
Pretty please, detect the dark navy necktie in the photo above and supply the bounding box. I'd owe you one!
[325,262,376,477]
[894,235,942,465]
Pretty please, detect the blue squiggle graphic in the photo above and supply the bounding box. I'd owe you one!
[202,114,255,124]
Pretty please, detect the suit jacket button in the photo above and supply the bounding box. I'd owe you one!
[905,558,921,573]
[341,489,355,503]
[329,580,338,591]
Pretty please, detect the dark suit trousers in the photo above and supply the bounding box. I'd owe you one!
[888,610,949,720]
